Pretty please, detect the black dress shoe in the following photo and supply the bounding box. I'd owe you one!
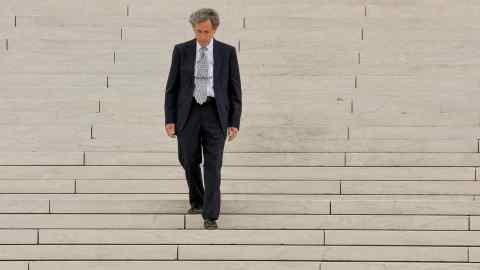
[187,205,203,214]
[204,219,218,229]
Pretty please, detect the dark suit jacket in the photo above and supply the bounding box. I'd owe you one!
[164,38,242,133]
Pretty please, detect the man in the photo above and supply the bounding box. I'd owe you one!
[164,8,242,229]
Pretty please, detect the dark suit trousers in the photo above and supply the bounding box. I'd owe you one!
[176,96,227,221]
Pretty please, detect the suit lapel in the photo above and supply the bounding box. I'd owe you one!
[213,38,221,96]
[187,38,196,88]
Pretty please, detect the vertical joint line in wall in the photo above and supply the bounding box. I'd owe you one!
[475,167,477,181]
[126,5,130,16]
[344,153,347,166]
[98,99,101,113]
[339,180,342,195]
[120,27,123,40]
[184,215,186,229]
[350,100,354,113]
[48,200,51,214]
[361,27,363,40]
[468,247,470,262]
[354,75,357,88]
[113,51,116,64]
[468,215,471,230]
[364,5,367,17]
[323,230,326,245]
[238,40,241,52]
[242,17,246,28]
[477,138,479,153]
[14,15,17,27]
[90,124,95,139]
[83,152,86,165]
[74,179,77,193]
[358,52,360,64]
[329,200,332,214]
[36,229,39,244]
[106,75,109,88]
[347,126,350,140]
[176,245,179,260]
[28,262,30,270]
[319,263,322,270]
[5,38,8,51]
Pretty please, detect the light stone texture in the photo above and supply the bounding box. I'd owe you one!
[0,245,177,260]
[39,229,324,245]
[0,262,27,270]
[0,180,74,193]
[332,200,480,215]
[0,0,125,16]
[0,200,49,213]
[0,193,475,201]
[0,166,473,180]
[350,126,480,140]
[342,181,480,195]
[30,261,319,270]
[186,214,467,230]
[322,262,480,270]
[179,245,467,261]
[50,199,330,214]
[348,153,480,166]
[85,152,345,166]
[0,151,83,165]
[470,216,480,230]
[0,214,184,229]
[367,2,480,18]
[0,229,36,244]
[325,230,480,246]
[3,0,480,265]
[76,180,340,194]
[471,248,480,262]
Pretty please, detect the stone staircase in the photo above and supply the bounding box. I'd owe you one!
[1,0,480,269]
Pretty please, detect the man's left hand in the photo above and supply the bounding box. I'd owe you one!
[227,127,239,142]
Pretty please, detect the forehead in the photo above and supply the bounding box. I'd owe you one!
[193,20,213,30]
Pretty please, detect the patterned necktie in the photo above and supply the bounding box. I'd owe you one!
[194,47,209,104]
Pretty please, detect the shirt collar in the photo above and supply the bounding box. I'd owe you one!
[196,38,213,52]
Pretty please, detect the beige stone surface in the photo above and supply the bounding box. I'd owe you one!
[332,200,480,215]
[178,245,467,261]
[0,200,49,213]
[0,214,184,229]
[39,229,324,244]
[0,180,74,193]
[0,229,37,244]
[348,153,480,166]
[325,230,480,246]
[322,262,480,270]
[342,181,480,195]
[30,261,319,270]
[186,214,467,230]
[50,199,330,214]
[76,179,340,194]
[3,0,480,265]
[0,245,176,260]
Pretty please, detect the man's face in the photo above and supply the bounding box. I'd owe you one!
[193,19,216,47]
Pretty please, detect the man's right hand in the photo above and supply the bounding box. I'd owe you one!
[165,123,176,138]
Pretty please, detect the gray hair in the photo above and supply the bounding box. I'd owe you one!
[189,8,220,29]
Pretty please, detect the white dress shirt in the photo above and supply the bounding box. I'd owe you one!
[194,38,214,97]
